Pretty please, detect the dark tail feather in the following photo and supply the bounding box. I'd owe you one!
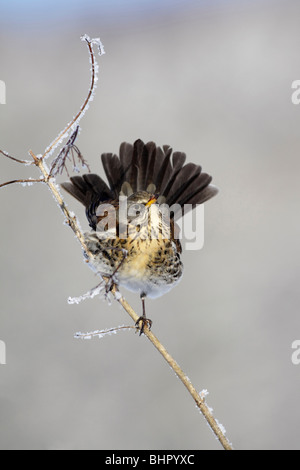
[153,146,173,194]
[144,141,157,189]
[61,174,113,206]
[62,139,218,224]
[119,142,135,191]
[136,141,151,191]
[101,153,123,196]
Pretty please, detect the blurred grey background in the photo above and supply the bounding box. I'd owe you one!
[1,0,300,450]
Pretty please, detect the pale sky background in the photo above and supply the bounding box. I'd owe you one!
[1,0,300,450]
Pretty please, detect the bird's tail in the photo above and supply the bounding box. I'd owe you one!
[61,139,218,222]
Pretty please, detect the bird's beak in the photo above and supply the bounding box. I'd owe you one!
[146,195,157,207]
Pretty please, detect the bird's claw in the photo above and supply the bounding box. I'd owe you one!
[135,316,153,336]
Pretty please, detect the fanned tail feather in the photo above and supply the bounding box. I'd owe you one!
[62,139,218,224]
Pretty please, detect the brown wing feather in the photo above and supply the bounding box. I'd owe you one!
[61,139,218,227]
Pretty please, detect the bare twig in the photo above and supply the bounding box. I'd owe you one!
[49,126,90,177]
[69,272,233,449]
[28,150,89,252]
[108,285,233,450]
[0,178,45,188]
[74,325,135,339]
[0,149,34,165]
[42,35,104,161]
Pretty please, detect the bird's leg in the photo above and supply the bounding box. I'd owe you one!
[135,293,152,336]
[104,247,128,294]
[84,234,128,298]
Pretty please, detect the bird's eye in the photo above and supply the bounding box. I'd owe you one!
[132,203,142,212]
[128,203,144,217]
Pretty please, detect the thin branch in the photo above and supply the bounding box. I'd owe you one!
[74,325,135,339]
[28,150,89,252]
[49,126,90,177]
[42,35,104,161]
[0,149,34,165]
[0,178,45,188]
[109,285,233,450]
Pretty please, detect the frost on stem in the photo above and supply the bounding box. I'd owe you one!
[0,149,34,166]
[68,282,106,305]
[20,177,42,187]
[200,389,209,400]
[81,35,106,56]
[216,419,227,437]
[49,126,90,177]
[43,34,104,161]
[74,325,134,340]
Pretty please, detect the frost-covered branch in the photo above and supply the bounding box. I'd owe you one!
[71,279,233,449]
[74,325,135,340]
[108,284,233,450]
[49,126,90,177]
[0,177,45,189]
[0,149,34,165]
[42,35,105,161]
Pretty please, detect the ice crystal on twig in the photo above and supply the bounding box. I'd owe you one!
[74,325,134,340]
[67,282,105,305]
[43,35,103,161]
[216,419,227,436]
[81,35,106,56]
[0,149,34,166]
[200,389,209,400]
[49,126,90,177]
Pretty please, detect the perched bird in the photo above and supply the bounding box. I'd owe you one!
[62,139,218,333]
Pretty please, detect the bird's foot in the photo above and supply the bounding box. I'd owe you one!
[104,274,118,297]
[135,316,153,336]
